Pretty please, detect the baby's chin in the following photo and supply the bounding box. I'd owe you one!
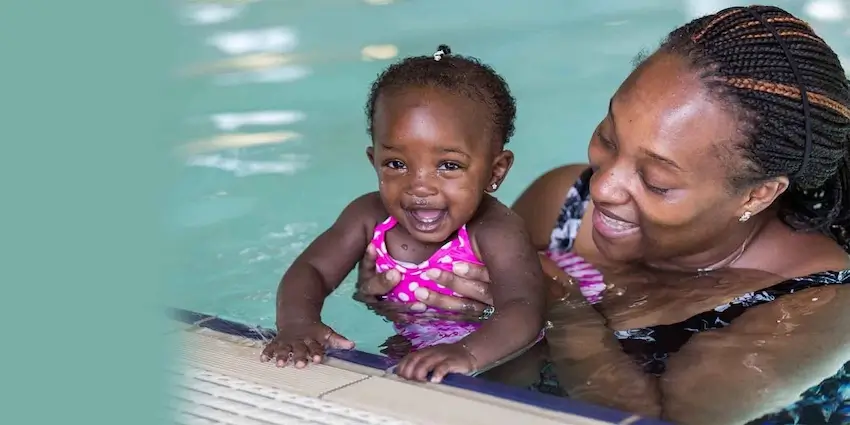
[402,223,458,245]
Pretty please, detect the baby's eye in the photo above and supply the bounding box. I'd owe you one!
[386,160,406,170]
[438,162,462,171]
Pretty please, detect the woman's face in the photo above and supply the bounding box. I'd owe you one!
[587,52,750,265]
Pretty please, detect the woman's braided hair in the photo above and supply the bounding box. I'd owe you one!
[657,5,850,252]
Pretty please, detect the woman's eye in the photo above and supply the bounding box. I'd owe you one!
[386,160,406,169]
[438,162,461,171]
[645,184,670,195]
[640,175,670,195]
[598,134,616,151]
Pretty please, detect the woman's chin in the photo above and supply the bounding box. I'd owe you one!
[591,229,642,262]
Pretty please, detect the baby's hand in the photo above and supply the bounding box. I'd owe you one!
[260,322,353,368]
[395,343,477,383]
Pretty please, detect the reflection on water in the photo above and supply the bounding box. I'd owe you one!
[354,262,850,423]
[211,110,305,131]
[206,27,298,55]
[535,266,850,424]
[185,153,308,177]
[182,3,244,26]
[804,0,847,21]
[180,131,300,154]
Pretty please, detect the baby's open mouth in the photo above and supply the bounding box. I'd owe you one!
[404,209,447,232]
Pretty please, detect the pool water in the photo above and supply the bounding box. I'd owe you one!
[169,0,849,354]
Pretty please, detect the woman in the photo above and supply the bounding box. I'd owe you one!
[353,5,850,425]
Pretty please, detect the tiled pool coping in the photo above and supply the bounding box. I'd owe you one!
[168,307,672,425]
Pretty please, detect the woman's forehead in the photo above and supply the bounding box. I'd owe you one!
[611,53,741,162]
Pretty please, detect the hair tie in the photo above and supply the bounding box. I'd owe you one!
[741,7,813,178]
[433,44,452,61]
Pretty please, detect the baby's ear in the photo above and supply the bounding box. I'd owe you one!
[486,150,514,193]
[366,146,375,166]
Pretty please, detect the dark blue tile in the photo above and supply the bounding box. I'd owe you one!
[245,326,276,342]
[325,348,398,370]
[441,373,633,424]
[198,317,257,339]
[632,418,675,425]
[167,307,213,325]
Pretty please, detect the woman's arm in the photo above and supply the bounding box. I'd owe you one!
[541,255,663,417]
[660,285,850,425]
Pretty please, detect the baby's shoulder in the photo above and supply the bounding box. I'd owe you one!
[337,191,388,233]
[349,191,386,213]
[466,196,527,244]
[468,196,525,231]
[465,196,539,264]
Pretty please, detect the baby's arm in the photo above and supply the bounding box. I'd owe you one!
[269,193,384,351]
[461,199,548,369]
[276,192,384,325]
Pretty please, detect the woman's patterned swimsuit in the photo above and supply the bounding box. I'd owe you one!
[537,167,850,424]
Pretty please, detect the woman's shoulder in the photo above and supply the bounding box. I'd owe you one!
[516,163,591,201]
[748,217,850,278]
[511,163,591,249]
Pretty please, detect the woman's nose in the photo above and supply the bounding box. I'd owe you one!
[590,165,631,205]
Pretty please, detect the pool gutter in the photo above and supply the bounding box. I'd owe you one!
[168,307,671,425]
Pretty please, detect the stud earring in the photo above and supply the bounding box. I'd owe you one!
[739,211,752,222]
[491,183,498,190]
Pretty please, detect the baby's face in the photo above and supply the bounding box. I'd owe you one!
[368,87,500,243]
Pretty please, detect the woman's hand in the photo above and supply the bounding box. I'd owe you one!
[353,244,495,321]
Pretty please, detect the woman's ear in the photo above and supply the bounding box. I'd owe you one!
[737,176,790,218]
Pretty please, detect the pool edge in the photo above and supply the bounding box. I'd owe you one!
[167,307,671,425]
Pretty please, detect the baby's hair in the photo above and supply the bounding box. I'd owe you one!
[365,44,517,148]
[654,5,850,252]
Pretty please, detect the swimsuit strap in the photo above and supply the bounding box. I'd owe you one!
[456,224,472,247]
[374,215,397,234]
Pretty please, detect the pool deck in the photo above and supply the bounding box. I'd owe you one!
[168,308,671,425]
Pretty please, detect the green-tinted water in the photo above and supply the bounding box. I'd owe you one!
[170,0,849,353]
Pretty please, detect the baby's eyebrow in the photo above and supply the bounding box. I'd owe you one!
[438,147,470,158]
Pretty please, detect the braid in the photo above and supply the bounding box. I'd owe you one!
[365,44,516,147]
[659,5,850,253]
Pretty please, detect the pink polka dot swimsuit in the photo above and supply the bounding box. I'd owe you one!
[371,216,484,350]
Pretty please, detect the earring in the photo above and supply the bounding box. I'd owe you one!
[739,211,752,222]
[490,183,498,190]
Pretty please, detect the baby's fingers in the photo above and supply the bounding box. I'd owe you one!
[260,341,277,362]
[430,360,472,383]
[303,339,325,363]
[289,341,311,368]
[261,339,288,362]
[396,351,428,381]
[261,341,295,367]
[407,352,446,382]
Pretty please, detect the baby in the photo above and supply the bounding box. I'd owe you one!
[261,45,547,383]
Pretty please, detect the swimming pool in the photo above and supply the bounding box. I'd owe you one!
[169,0,849,354]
